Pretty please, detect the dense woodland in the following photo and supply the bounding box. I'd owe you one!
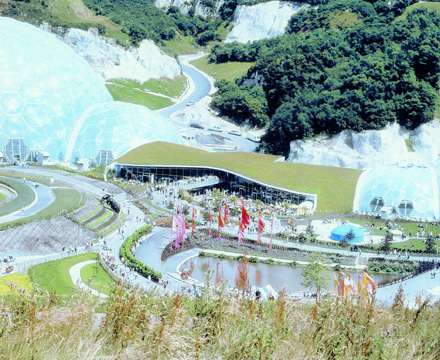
[211,1,440,155]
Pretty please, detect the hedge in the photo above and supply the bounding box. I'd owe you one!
[119,224,162,281]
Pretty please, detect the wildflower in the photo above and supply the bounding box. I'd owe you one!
[18,288,23,291]
[123,288,126,291]
[6,282,10,286]
[256,331,259,334]
[256,317,259,320]
[2,312,8,316]
[387,327,391,334]
[116,286,120,289]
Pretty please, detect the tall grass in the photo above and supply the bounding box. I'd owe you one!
[1,282,440,359]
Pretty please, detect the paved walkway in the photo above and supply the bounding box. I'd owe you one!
[2,168,440,307]
[69,260,108,298]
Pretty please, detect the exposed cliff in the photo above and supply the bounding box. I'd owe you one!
[226,1,308,43]
[41,25,181,83]
[287,121,440,169]
[154,0,224,17]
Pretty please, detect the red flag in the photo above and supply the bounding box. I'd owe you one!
[238,200,250,243]
[191,205,195,237]
[270,212,274,249]
[224,201,230,223]
[208,206,212,236]
[257,210,265,243]
[184,218,190,230]
[218,205,225,241]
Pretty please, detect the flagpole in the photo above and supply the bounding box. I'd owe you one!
[270,212,274,250]
[170,208,174,248]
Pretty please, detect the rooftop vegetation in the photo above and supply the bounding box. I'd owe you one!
[116,142,362,211]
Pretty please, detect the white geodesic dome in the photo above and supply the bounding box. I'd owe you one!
[0,17,184,164]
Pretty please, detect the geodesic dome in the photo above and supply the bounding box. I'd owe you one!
[71,102,185,165]
[0,17,184,164]
[0,17,113,162]
[356,165,439,220]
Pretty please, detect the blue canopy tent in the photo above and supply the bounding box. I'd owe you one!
[331,225,364,243]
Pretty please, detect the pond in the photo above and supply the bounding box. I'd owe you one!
[179,256,403,294]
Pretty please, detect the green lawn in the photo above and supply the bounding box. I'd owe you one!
[160,34,200,57]
[81,262,116,295]
[190,55,255,82]
[107,84,174,110]
[108,77,187,99]
[79,204,101,223]
[28,253,98,296]
[0,177,35,216]
[116,142,362,211]
[88,210,111,229]
[0,192,6,202]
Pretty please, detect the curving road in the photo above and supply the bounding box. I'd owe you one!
[158,55,258,153]
[0,178,54,224]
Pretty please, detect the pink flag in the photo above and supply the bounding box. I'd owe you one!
[270,212,274,249]
[191,205,195,238]
[208,206,212,236]
[257,210,265,243]
[173,214,186,248]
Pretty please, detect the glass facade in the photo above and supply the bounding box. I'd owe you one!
[357,165,438,220]
[0,18,184,164]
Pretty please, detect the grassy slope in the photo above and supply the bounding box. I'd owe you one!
[106,84,174,110]
[190,55,255,82]
[80,262,115,295]
[28,252,98,296]
[116,142,362,211]
[2,0,131,46]
[108,76,187,99]
[0,177,36,216]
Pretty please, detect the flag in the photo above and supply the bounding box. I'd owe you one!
[173,214,186,247]
[346,271,357,294]
[208,206,212,236]
[270,213,274,250]
[363,272,377,295]
[224,201,230,223]
[272,214,284,234]
[338,271,345,298]
[257,210,265,243]
[334,273,338,296]
[238,200,250,243]
[218,205,225,241]
[358,273,363,295]
[191,205,195,238]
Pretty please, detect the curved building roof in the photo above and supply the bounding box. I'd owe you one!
[0,17,184,164]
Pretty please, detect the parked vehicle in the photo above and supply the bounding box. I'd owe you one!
[186,101,195,106]
[228,129,242,136]
[208,125,222,132]
[246,131,261,142]
[190,123,204,129]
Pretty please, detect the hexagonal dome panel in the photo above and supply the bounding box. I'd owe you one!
[0,17,112,161]
[72,102,185,165]
[357,165,437,220]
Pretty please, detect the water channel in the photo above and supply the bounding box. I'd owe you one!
[180,256,403,294]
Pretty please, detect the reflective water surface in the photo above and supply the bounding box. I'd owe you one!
[180,256,402,293]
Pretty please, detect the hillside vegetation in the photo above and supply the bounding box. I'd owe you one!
[1,282,440,359]
[210,0,440,155]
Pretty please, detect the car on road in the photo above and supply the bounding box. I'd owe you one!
[186,101,195,106]
[190,123,204,129]
[246,131,261,142]
[228,129,242,136]
[208,125,222,132]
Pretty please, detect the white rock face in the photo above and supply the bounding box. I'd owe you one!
[287,121,440,169]
[155,0,191,15]
[194,0,224,17]
[41,26,181,83]
[226,1,308,43]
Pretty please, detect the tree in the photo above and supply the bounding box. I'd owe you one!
[381,232,393,253]
[301,253,330,302]
[426,236,435,254]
